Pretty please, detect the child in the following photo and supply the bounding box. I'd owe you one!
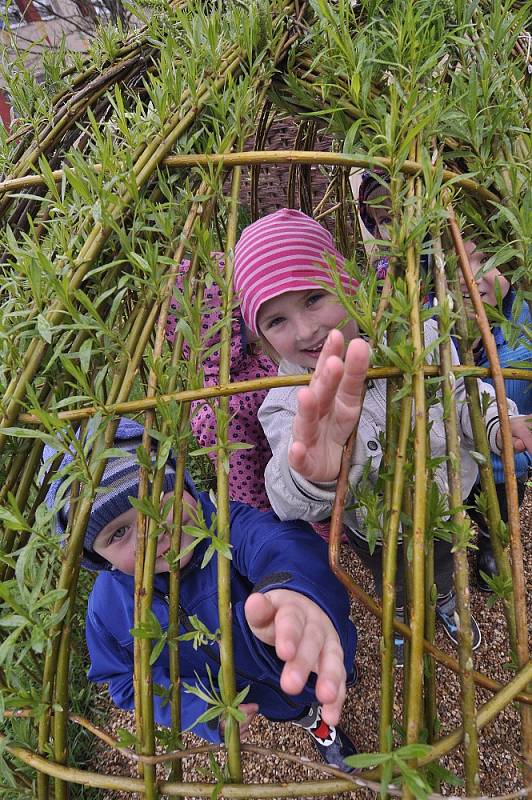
[234,208,532,664]
[458,240,531,590]
[166,254,277,510]
[357,170,391,279]
[359,176,531,590]
[44,418,358,772]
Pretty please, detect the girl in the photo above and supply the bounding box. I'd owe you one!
[166,254,277,510]
[233,208,532,664]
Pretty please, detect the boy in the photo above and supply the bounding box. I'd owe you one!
[458,240,531,589]
[45,418,358,772]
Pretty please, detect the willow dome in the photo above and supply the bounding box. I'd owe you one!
[0,0,530,797]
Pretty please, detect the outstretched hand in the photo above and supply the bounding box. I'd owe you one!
[244,589,347,726]
[496,415,532,454]
[288,330,371,482]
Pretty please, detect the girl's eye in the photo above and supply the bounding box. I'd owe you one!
[266,316,284,329]
[306,292,325,307]
[109,525,130,545]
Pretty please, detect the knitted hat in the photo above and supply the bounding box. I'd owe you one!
[234,209,356,335]
[44,418,197,571]
[358,170,390,235]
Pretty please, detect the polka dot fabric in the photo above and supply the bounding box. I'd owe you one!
[166,255,277,510]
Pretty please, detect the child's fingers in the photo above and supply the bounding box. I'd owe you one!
[516,417,532,452]
[273,601,309,667]
[244,593,277,645]
[288,439,311,474]
[277,614,329,695]
[314,637,347,720]
[317,679,346,728]
[311,330,345,383]
[310,356,347,417]
[334,338,370,413]
[239,702,259,739]
[292,386,321,449]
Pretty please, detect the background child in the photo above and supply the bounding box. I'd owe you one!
[234,209,532,664]
[44,418,358,772]
[357,170,391,279]
[458,240,531,590]
[359,177,531,590]
[166,254,277,510]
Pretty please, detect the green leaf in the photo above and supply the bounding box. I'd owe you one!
[150,634,167,666]
[37,314,53,343]
[344,751,391,768]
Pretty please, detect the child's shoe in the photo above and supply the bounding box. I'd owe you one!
[294,703,358,773]
[476,534,497,592]
[436,591,481,650]
[393,635,405,668]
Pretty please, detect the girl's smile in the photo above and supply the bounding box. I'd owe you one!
[257,289,359,368]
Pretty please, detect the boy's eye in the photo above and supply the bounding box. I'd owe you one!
[109,525,130,545]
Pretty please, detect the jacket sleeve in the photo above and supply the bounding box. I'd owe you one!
[227,502,356,672]
[258,387,344,522]
[448,339,519,455]
[85,578,223,743]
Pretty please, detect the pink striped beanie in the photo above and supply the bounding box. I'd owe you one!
[234,209,356,334]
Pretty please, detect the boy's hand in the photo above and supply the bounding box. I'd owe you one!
[244,589,347,726]
[495,415,532,454]
[288,330,370,482]
[220,703,258,740]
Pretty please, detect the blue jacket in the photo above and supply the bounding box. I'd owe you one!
[473,291,531,483]
[86,494,357,743]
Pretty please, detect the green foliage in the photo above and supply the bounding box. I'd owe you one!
[0,0,529,795]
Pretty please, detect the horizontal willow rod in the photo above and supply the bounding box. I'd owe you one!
[0,736,366,796]
[13,366,532,426]
[0,151,499,203]
[4,734,531,799]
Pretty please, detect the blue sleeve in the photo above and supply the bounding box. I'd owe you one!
[227,503,355,666]
[85,582,223,743]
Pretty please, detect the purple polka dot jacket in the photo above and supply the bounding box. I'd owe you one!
[165,255,277,510]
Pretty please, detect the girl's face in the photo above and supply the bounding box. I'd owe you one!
[369,199,392,241]
[93,490,197,575]
[365,187,392,241]
[257,288,359,368]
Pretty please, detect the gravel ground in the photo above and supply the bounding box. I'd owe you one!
[88,488,531,799]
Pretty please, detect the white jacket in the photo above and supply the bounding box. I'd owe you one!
[258,321,516,540]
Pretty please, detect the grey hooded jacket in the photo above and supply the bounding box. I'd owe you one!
[258,320,517,541]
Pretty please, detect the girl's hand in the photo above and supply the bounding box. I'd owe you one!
[244,589,347,726]
[288,330,370,482]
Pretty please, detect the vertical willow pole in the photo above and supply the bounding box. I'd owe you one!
[432,233,479,793]
[448,213,532,784]
[403,150,427,764]
[216,165,243,782]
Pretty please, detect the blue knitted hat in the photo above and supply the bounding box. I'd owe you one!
[44,418,197,571]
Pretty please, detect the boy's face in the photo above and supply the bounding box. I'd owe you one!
[459,241,510,317]
[257,288,359,369]
[92,489,197,575]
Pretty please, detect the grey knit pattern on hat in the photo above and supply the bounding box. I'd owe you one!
[60,456,176,571]
[44,418,197,571]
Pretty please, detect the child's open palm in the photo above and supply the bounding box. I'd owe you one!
[288,330,371,483]
[244,589,347,726]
